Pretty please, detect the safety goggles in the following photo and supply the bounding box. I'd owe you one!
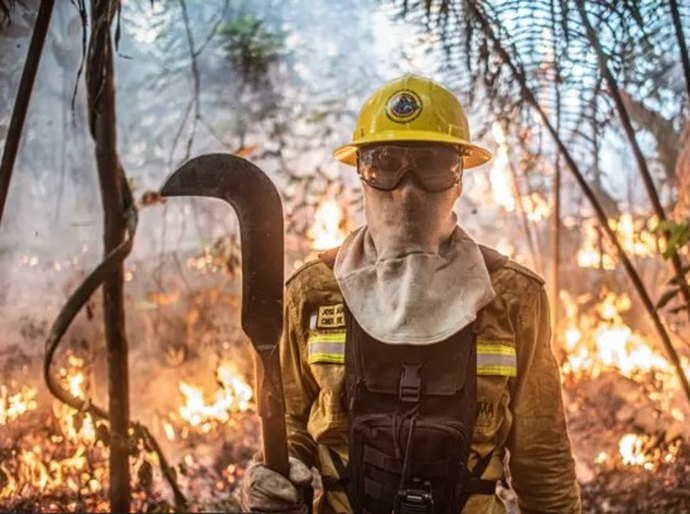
[356,144,464,192]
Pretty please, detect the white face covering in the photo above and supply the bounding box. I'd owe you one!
[334,178,495,345]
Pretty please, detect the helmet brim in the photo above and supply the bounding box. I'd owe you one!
[333,130,492,169]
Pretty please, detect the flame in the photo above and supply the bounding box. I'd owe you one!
[576,215,662,269]
[0,385,38,425]
[176,362,253,433]
[619,433,652,468]
[560,289,690,431]
[52,356,98,443]
[560,290,688,380]
[163,421,176,441]
[1,356,110,505]
[618,433,681,470]
[594,451,609,464]
[2,439,108,501]
[489,122,516,212]
[310,199,349,251]
[494,239,516,259]
[0,316,255,505]
[523,192,552,222]
[576,219,615,270]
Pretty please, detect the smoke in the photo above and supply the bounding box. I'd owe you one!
[0,0,436,395]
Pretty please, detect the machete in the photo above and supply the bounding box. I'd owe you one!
[161,153,289,478]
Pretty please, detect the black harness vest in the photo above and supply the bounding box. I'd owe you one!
[343,305,477,514]
[318,246,507,514]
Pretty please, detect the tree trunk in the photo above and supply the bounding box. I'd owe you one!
[86,1,130,511]
[548,0,562,334]
[551,155,561,329]
[507,157,542,274]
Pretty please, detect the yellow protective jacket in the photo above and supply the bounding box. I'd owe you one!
[280,246,581,514]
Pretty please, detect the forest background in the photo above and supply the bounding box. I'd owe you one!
[1,0,690,511]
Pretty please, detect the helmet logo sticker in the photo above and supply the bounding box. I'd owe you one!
[385,89,423,123]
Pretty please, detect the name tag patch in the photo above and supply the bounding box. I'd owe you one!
[316,303,345,329]
[308,304,346,364]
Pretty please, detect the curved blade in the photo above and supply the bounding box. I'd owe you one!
[161,153,284,351]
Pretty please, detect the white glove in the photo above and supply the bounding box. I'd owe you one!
[239,457,312,513]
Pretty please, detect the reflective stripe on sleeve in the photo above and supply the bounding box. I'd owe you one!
[477,342,517,377]
[307,331,346,364]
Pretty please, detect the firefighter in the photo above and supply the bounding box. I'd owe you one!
[240,74,581,514]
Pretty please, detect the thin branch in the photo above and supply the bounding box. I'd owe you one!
[619,90,679,185]
[69,0,88,114]
[508,157,543,274]
[0,0,55,226]
[192,0,230,58]
[668,0,690,102]
[178,0,200,163]
[167,95,194,168]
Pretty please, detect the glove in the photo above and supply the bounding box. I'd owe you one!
[239,456,312,513]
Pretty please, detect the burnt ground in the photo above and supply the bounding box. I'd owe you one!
[3,364,690,513]
[579,447,690,513]
[564,371,690,514]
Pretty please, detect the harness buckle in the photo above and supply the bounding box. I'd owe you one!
[399,363,422,403]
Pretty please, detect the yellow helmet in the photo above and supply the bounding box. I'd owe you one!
[333,74,492,169]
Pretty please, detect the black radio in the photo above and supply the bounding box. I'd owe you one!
[393,480,435,514]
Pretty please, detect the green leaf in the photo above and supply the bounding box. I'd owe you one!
[655,220,690,260]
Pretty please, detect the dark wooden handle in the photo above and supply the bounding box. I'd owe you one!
[255,349,290,477]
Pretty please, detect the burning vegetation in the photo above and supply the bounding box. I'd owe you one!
[1,334,259,511]
[1,195,689,511]
[1,0,690,512]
